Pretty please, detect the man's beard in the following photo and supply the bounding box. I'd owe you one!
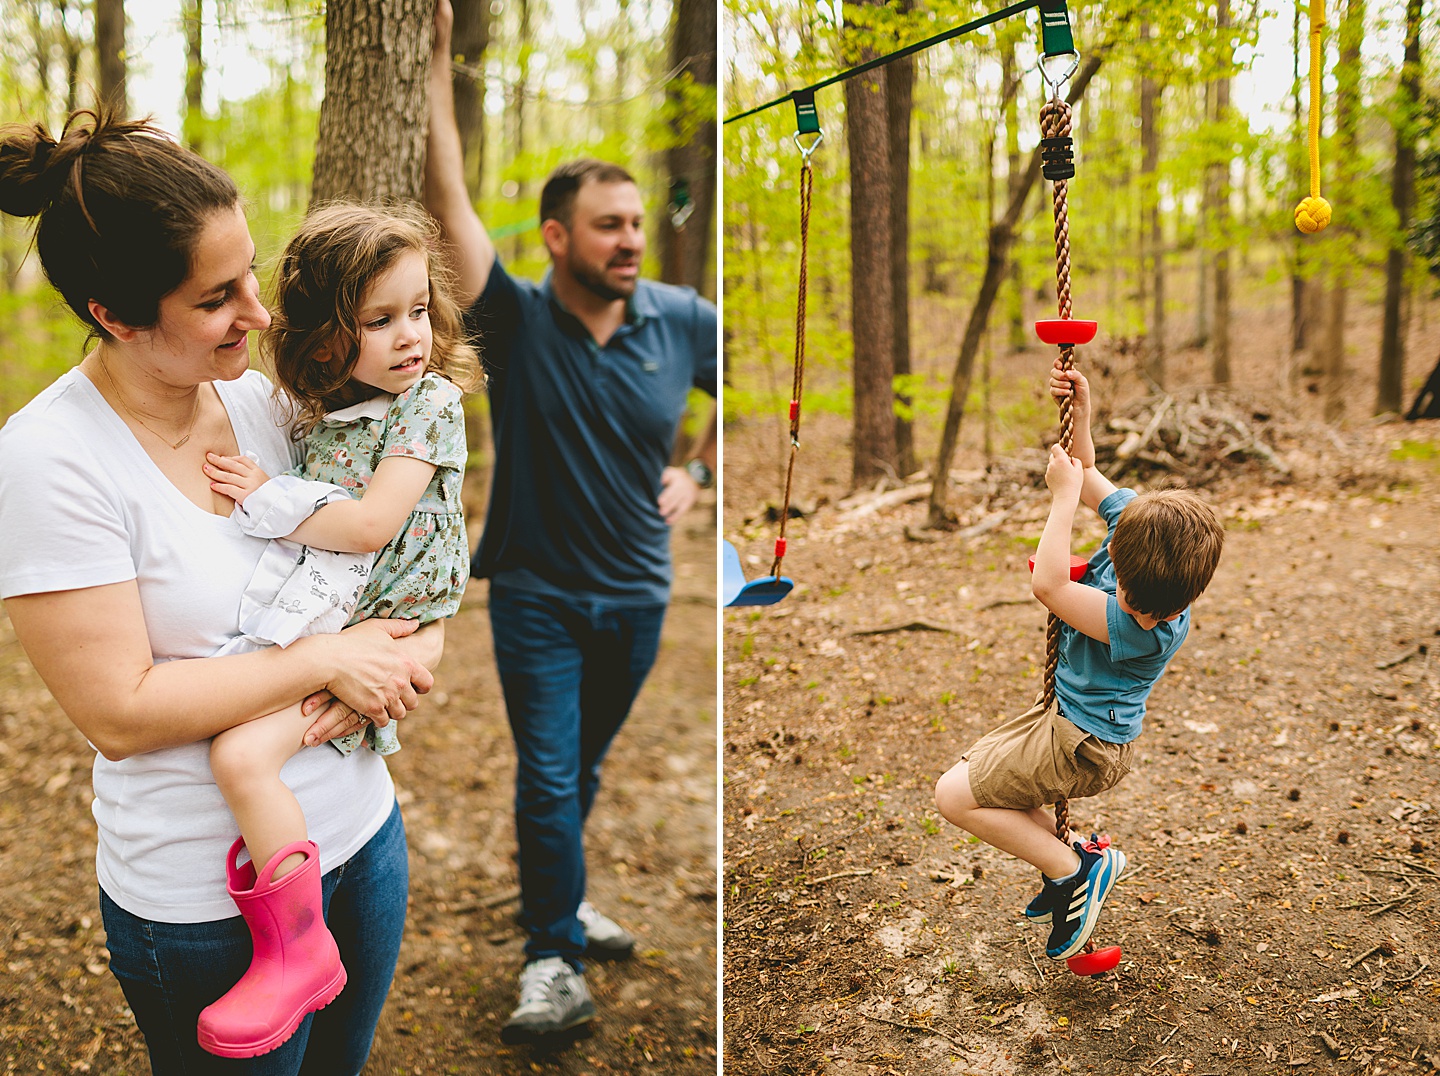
[569,250,639,301]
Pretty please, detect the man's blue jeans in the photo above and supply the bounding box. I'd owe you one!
[488,582,667,966]
[100,800,408,1076]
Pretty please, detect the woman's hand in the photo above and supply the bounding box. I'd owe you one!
[301,619,444,746]
[313,618,433,723]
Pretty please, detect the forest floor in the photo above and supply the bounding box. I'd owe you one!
[0,495,718,1075]
[723,300,1440,1076]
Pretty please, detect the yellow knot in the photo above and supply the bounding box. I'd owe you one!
[1294,196,1332,233]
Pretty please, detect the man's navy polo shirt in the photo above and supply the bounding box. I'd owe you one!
[467,260,717,605]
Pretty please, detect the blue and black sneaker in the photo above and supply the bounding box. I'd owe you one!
[1045,836,1126,960]
[1022,876,1053,923]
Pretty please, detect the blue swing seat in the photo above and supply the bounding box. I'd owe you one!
[723,540,794,607]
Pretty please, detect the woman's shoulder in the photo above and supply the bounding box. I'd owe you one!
[0,369,105,464]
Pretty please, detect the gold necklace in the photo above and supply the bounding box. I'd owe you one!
[96,355,201,450]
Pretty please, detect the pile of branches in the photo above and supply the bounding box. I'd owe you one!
[1073,389,1298,488]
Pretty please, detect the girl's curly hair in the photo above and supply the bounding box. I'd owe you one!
[264,202,484,434]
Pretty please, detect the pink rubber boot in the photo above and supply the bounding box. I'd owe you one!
[197,839,347,1058]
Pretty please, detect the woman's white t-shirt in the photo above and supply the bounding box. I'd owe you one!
[0,368,396,922]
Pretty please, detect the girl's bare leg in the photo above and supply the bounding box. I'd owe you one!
[210,700,314,878]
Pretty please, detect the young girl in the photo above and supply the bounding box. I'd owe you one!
[193,203,483,1057]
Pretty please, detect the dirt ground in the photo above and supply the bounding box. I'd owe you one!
[0,496,717,1074]
[723,296,1440,1075]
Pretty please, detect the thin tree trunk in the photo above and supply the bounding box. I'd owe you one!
[888,44,915,477]
[95,0,125,114]
[183,0,203,152]
[845,10,896,488]
[1196,82,1215,350]
[451,0,491,200]
[927,56,1102,527]
[312,0,433,204]
[1322,0,1364,422]
[510,0,532,263]
[1377,0,1422,414]
[56,0,82,115]
[659,0,717,297]
[1140,21,1163,387]
[1211,0,1232,384]
[1003,40,1026,351]
[1291,1,1308,359]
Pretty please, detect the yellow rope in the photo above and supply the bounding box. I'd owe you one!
[1295,0,1332,233]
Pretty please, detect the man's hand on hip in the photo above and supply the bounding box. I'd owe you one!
[658,466,700,525]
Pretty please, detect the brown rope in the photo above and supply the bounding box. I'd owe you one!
[1040,94,1076,848]
[770,158,812,579]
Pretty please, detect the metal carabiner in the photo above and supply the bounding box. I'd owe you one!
[1039,50,1080,96]
[793,129,825,163]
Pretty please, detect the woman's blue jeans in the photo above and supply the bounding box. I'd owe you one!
[488,582,666,967]
[100,800,408,1076]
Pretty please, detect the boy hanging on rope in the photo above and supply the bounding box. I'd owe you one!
[935,359,1224,960]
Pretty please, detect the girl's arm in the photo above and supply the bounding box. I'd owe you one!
[4,580,434,761]
[208,453,438,554]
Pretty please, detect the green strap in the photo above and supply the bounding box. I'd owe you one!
[1038,0,1075,56]
[725,0,1039,125]
[793,89,820,135]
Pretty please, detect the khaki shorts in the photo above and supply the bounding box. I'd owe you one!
[962,695,1134,810]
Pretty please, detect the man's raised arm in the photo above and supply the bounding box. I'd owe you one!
[426,0,495,308]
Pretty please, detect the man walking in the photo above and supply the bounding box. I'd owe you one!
[425,2,718,1045]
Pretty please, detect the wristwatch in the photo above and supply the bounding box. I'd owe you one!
[685,458,714,489]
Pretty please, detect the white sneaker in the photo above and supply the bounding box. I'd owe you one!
[500,957,596,1043]
[578,900,636,959]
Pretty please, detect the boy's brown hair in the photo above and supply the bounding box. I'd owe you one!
[265,202,485,434]
[1108,489,1224,618]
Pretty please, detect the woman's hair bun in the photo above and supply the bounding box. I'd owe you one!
[0,121,79,219]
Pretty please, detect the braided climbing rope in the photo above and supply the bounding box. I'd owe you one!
[1040,93,1077,847]
[770,145,816,580]
[1295,0,1332,233]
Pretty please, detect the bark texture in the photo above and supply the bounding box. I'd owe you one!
[312,0,433,204]
[658,0,717,298]
[846,59,896,488]
[95,0,126,114]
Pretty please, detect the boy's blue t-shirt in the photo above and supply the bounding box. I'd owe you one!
[1055,488,1188,745]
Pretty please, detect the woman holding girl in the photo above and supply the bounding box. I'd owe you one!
[0,111,448,1074]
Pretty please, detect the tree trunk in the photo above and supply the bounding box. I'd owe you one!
[1003,40,1026,352]
[1322,0,1364,422]
[95,0,125,114]
[183,0,203,153]
[658,0,717,298]
[1290,2,1310,358]
[55,0,82,115]
[927,56,1102,527]
[888,45,915,478]
[1194,81,1212,350]
[312,0,433,204]
[1377,0,1422,414]
[450,0,491,200]
[1140,21,1164,387]
[1211,0,1232,384]
[845,27,896,488]
[508,0,532,263]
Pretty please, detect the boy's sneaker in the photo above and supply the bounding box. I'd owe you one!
[578,901,635,959]
[500,957,596,1043]
[1045,837,1126,960]
[1022,876,1053,924]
